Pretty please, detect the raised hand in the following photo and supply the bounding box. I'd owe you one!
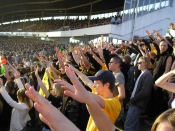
[54,47,59,52]
[145,30,151,36]
[137,35,142,40]
[54,79,75,93]
[128,40,133,45]
[25,83,80,131]
[35,66,39,77]
[63,66,92,104]
[14,71,21,79]
[153,30,159,36]
[169,22,175,30]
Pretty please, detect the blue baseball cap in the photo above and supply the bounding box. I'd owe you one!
[88,70,115,85]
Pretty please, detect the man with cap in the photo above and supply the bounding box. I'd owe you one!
[69,65,121,131]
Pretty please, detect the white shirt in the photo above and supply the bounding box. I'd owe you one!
[0,78,32,131]
[0,86,31,131]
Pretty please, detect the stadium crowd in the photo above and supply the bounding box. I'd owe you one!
[0,15,122,32]
[0,21,175,131]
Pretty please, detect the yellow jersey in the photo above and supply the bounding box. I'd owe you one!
[86,88,121,131]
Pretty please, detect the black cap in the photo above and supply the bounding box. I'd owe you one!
[88,70,115,85]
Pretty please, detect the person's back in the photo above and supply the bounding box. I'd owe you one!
[115,17,121,24]
[111,17,115,24]
[10,103,30,131]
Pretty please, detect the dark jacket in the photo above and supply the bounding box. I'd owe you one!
[130,70,153,110]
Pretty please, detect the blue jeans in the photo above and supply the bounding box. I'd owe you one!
[124,105,141,131]
[42,127,51,131]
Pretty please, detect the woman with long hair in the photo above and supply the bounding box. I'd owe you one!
[0,74,33,131]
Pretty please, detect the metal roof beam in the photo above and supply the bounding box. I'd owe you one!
[0,0,64,9]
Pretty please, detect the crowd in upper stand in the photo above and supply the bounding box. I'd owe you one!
[0,15,122,32]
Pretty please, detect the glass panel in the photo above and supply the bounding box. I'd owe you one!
[143,0,150,14]
[130,0,136,19]
[130,8,134,19]
[149,0,155,12]
[155,0,161,10]
[165,0,170,6]
[123,1,130,21]
[137,0,144,17]
[126,0,131,3]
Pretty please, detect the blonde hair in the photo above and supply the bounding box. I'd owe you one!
[52,83,64,97]
[151,108,175,131]
[17,88,32,110]
[139,56,150,69]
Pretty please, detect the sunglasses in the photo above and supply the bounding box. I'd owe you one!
[137,62,143,65]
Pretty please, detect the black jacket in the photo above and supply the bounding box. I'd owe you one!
[130,70,153,110]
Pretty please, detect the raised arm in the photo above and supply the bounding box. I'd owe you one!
[155,70,175,93]
[35,67,50,98]
[4,65,11,79]
[50,64,61,78]
[169,22,175,30]
[88,50,103,66]
[25,84,80,131]
[68,64,94,89]
[55,47,65,73]
[79,48,90,70]
[7,63,24,89]
[0,79,27,110]
[72,52,81,65]
[145,30,160,46]
[164,56,173,74]
[14,71,24,89]
[138,46,147,57]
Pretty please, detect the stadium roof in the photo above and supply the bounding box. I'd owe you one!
[0,0,124,23]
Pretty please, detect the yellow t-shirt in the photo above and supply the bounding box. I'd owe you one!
[86,88,121,131]
[101,63,108,70]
